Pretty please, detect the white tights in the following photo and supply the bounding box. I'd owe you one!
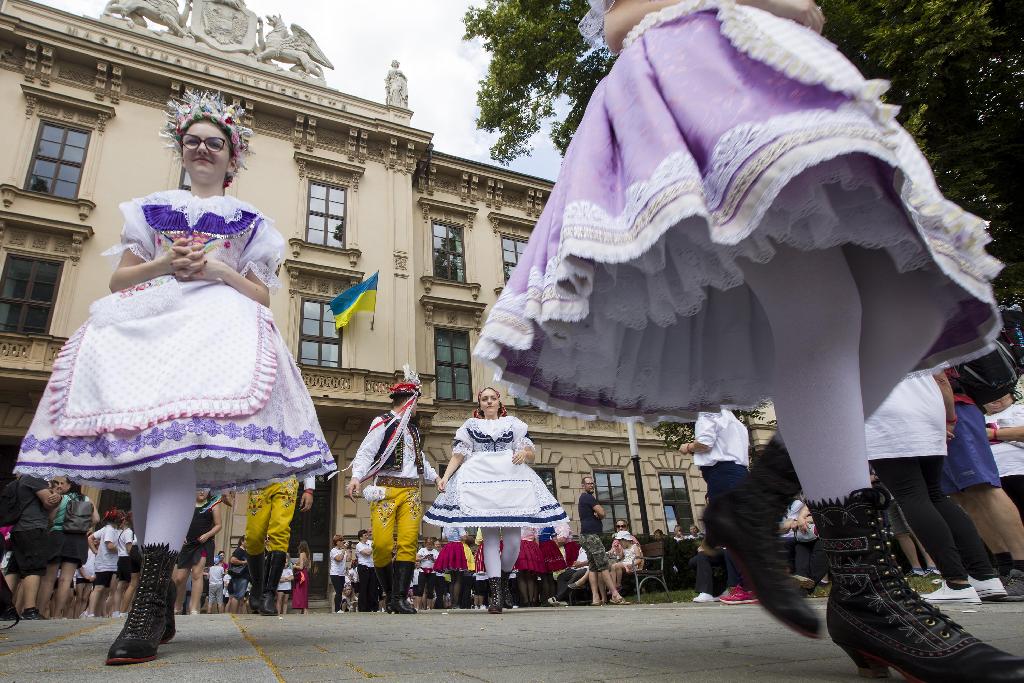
[740,245,946,502]
[128,459,197,549]
[482,527,522,579]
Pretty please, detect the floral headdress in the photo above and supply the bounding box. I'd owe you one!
[162,90,253,186]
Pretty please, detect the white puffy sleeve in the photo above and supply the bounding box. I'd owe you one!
[103,198,159,268]
[351,415,389,480]
[578,0,615,50]
[451,419,475,458]
[238,215,285,290]
[510,416,535,452]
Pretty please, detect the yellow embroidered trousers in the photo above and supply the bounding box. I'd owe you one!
[245,478,299,555]
[370,485,422,565]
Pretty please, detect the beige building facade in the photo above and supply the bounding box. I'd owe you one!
[0,0,772,598]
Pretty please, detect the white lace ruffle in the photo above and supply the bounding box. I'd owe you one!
[240,260,283,291]
[579,0,616,50]
[124,190,261,227]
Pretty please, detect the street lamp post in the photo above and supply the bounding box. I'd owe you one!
[627,422,650,536]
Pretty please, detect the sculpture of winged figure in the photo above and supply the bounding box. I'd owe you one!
[255,14,334,80]
[102,0,193,38]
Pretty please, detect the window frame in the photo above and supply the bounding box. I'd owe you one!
[305,181,347,248]
[593,469,630,534]
[658,472,694,534]
[297,298,341,368]
[434,327,472,402]
[534,467,557,498]
[431,222,466,283]
[24,122,90,200]
[500,235,528,283]
[0,255,64,335]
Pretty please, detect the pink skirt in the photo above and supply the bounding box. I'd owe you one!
[514,539,546,573]
[434,542,469,572]
[539,540,567,572]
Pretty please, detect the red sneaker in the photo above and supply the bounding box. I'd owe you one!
[719,586,759,605]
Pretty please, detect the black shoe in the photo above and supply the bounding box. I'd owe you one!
[376,565,394,614]
[161,580,176,644]
[501,572,515,610]
[0,607,19,623]
[19,608,44,621]
[810,487,1024,683]
[703,437,820,638]
[487,577,503,614]
[390,561,417,615]
[246,552,264,614]
[257,551,287,616]
[106,543,177,665]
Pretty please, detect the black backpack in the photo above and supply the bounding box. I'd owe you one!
[62,494,94,534]
[0,480,32,527]
[956,340,1020,406]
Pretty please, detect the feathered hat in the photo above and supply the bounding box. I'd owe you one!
[388,364,422,400]
[162,90,253,186]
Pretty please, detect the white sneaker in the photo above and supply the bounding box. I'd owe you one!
[81,611,95,618]
[692,592,718,603]
[111,611,123,618]
[969,576,1008,602]
[547,597,568,607]
[924,582,982,605]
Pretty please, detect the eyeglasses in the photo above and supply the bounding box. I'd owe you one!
[615,524,627,529]
[181,133,227,152]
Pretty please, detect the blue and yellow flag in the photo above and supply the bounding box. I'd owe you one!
[330,272,378,329]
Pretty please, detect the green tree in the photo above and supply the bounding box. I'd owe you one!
[653,405,773,451]
[465,0,1024,302]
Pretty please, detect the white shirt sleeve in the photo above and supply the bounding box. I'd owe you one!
[238,216,285,290]
[694,413,721,448]
[352,416,389,479]
[302,477,315,491]
[421,454,439,483]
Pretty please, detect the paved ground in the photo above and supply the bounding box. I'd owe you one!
[0,600,1022,682]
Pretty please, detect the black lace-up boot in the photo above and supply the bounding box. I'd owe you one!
[703,437,820,637]
[487,577,503,614]
[257,551,287,616]
[501,572,515,610]
[246,552,264,614]
[390,561,417,614]
[106,544,177,665]
[811,487,1024,682]
[161,580,176,644]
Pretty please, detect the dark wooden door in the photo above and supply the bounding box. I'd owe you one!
[289,474,333,599]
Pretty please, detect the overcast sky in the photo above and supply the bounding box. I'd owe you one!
[36,0,564,181]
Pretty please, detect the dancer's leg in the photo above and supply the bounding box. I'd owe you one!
[845,247,947,419]
[499,528,521,573]
[129,471,151,547]
[132,460,196,547]
[740,245,869,500]
[482,528,502,579]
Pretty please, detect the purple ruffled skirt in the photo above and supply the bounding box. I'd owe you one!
[476,4,1001,422]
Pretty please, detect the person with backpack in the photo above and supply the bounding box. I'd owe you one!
[1,475,61,620]
[938,346,1024,600]
[36,478,99,618]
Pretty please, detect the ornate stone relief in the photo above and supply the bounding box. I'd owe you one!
[22,84,116,134]
[385,60,408,108]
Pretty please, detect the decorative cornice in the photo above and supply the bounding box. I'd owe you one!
[0,209,94,264]
[417,196,478,228]
[21,83,115,132]
[420,275,481,301]
[488,211,535,238]
[0,184,95,222]
[287,238,361,269]
[283,258,363,284]
[419,293,487,331]
[294,150,365,191]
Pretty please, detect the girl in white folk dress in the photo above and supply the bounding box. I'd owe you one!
[14,91,335,665]
[424,388,568,613]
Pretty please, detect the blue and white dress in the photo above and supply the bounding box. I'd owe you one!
[423,415,567,528]
[14,190,336,490]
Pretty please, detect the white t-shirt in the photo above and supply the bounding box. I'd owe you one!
[330,548,349,576]
[94,525,120,572]
[693,410,750,468]
[208,563,226,586]
[355,541,374,567]
[987,404,1024,477]
[116,528,135,557]
[278,567,293,591]
[77,549,97,581]
[416,547,439,570]
[779,499,803,539]
[865,374,946,460]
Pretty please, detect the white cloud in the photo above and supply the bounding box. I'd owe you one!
[35,0,563,180]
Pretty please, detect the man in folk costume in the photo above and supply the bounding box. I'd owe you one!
[346,367,438,614]
[244,475,316,615]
